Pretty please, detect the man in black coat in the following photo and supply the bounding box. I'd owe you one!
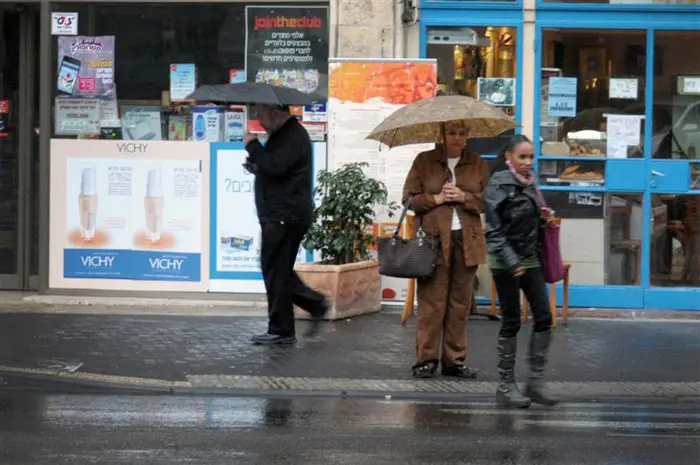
[243,104,328,345]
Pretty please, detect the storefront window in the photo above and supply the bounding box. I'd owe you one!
[539,29,647,186]
[650,31,700,288]
[543,0,698,4]
[51,3,328,142]
[541,191,643,285]
[652,31,700,160]
[427,26,517,155]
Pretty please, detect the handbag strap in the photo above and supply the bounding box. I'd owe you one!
[392,197,425,239]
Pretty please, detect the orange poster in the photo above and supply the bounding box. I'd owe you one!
[329,61,437,105]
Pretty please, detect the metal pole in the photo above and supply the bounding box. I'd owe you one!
[38,0,51,293]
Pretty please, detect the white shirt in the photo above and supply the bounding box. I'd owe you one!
[447,158,461,231]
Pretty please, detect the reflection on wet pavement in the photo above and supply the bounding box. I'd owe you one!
[0,394,699,464]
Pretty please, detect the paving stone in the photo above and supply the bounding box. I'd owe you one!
[0,312,698,383]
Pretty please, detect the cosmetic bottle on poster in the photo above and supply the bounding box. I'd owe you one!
[79,167,98,240]
[144,168,164,242]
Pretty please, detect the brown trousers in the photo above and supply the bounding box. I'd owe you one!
[416,230,477,368]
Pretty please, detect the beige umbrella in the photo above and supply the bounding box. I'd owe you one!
[366,95,518,148]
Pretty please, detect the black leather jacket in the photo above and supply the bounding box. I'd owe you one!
[484,170,542,272]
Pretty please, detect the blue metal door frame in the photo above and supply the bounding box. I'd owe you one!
[535,10,700,310]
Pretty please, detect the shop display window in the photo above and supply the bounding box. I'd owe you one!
[649,31,700,288]
[539,29,647,160]
[540,191,643,286]
[427,26,517,155]
[651,31,700,160]
[50,3,327,142]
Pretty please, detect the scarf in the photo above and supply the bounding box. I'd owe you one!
[506,160,535,186]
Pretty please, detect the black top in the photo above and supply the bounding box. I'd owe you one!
[245,117,313,226]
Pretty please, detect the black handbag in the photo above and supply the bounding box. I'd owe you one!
[377,198,440,279]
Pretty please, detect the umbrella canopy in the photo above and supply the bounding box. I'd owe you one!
[366,95,518,148]
[186,83,324,106]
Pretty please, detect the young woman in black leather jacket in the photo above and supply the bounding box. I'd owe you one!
[484,135,558,409]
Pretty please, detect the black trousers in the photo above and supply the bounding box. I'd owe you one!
[492,267,552,339]
[260,221,326,336]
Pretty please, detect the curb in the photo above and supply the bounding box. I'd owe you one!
[2,366,699,402]
[8,295,700,321]
[23,295,269,309]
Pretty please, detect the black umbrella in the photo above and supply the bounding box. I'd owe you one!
[186,83,324,106]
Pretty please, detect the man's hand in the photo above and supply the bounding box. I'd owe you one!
[243,132,257,145]
[443,184,466,203]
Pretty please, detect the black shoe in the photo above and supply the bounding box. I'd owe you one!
[304,300,330,337]
[442,365,478,380]
[251,333,297,345]
[412,362,437,379]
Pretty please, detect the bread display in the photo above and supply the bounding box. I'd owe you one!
[559,164,604,180]
[568,141,604,157]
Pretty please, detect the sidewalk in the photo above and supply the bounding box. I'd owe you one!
[1,310,699,400]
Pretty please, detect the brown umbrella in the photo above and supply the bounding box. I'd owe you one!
[366,95,518,148]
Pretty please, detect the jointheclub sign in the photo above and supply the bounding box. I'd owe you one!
[246,6,329,98]
[253,14,324,31]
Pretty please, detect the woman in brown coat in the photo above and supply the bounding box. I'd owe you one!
[402,122,489,379]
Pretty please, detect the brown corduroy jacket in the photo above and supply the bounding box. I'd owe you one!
[402,147,489,267]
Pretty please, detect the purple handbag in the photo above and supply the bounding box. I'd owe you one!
[534,186,565,283]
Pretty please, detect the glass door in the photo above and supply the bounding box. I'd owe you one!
[644,30,700,310]
[536,27,649,308]
[0,5,39,289]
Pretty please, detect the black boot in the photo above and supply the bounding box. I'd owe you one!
[496,336,531,409]
[524,330,559,406]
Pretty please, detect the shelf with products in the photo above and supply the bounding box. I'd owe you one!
[540,129,643,159]
[538,158,606,187]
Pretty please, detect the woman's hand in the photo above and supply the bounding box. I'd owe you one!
[512,266,525,277]
[541,207,555,220]
[433,192,447,205]
[443,184,466,203]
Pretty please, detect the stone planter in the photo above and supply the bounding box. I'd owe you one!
[293,260,381,321]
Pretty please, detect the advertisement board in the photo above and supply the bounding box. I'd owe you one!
[57,36,115,98]
[49,140,210,291]
[209,142,326,293]
[245,5,329,99]
[327,58,437,303]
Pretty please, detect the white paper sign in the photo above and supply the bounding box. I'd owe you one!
[55,98,100,135]
[609,79,638,100]
[51,13,78,35]
[683,77,700,95]
[606,114,642,159]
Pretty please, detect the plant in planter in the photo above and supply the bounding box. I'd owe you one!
[295,162,397,320]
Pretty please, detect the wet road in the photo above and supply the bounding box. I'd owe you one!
[1,394,699,464]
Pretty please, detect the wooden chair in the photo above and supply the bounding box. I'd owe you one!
[401,215,417,324]
[489,264,571,327]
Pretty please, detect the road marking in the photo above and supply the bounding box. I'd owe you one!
[519,419,700,430]
[607,433,700,439]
